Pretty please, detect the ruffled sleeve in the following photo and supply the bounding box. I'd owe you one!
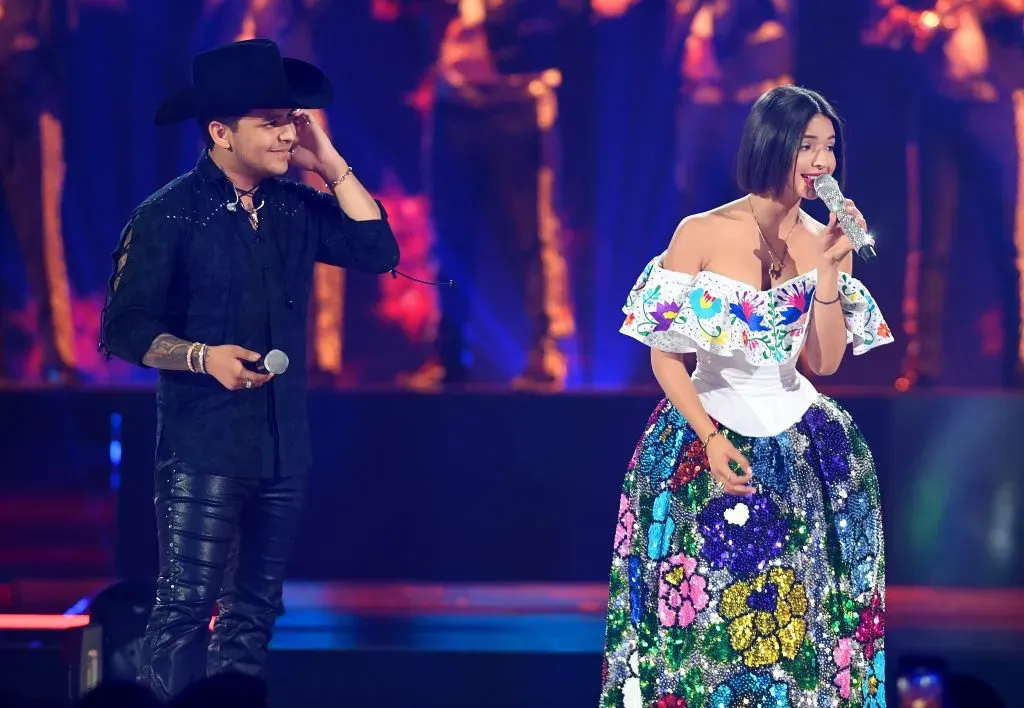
[619,254,893,363]
[619,253,820,363]
[838,272,894,354]
[619,254,701,354]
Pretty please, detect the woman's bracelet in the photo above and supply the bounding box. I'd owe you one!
[702,429,721,448]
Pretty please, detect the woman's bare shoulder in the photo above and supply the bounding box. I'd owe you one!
[664,203,746,271]
[664,214,712,272]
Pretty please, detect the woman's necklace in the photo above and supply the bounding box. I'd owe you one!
[748,196,798,280]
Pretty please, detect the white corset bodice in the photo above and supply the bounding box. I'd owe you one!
[690,350,819,436]
[620,252,894,437]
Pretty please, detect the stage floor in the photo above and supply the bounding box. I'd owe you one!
[5,579,1023,648]
[1,580,1022,707]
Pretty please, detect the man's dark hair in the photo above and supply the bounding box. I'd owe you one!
[198,116,241,148]
[735,85,845,198]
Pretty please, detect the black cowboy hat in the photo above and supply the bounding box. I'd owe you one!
[155,38,333,126]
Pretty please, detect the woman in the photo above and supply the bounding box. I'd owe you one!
[600,85,890,708]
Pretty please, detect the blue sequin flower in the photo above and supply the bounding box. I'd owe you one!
[697,494,787,578]
[707,671,791,707]
[862,649,886,708]
[639,415,689,483]
[648,491,676,560]
[835,491,879,596]
[750,436,791,496]
[798,406,851,483]
[628,555,645,627]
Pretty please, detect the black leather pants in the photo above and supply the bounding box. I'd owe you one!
[138,454,306,700]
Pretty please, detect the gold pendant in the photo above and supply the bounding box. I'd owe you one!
[769,262,782,279]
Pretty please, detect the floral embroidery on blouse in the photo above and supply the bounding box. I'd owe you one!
[620,252,893,365]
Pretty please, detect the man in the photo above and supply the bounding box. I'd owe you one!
[99,39,399,698]
[0,0,78,382]
[864,0,1024,387]
[199,0,347,384]
[395,0,576,391]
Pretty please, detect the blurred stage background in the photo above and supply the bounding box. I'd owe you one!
[0,0,1022,706]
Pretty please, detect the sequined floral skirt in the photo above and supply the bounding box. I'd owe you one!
[599,396,886,708]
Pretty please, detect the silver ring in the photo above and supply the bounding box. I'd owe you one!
[244,378,253,389]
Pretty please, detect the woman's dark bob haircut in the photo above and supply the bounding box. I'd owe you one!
[736,85,845,198]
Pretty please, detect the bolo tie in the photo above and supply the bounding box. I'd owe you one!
[229,185,265,230]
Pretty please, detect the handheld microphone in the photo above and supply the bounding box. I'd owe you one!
[248,349,290,375]
[813,174,877,262]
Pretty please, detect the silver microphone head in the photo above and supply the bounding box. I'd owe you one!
[812,173,842,208]
[812,173,876,259]
[263,349,290,375]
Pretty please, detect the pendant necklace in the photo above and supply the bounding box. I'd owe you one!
[234,186,265,231]
[748,196,798,280]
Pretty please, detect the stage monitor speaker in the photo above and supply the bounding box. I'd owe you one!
[0,623,102,705]
[87,579,156,683]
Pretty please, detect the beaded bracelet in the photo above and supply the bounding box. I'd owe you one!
[325,166,354,191]
[185,342,199,373]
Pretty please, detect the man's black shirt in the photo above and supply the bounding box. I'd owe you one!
[101,151,400,477]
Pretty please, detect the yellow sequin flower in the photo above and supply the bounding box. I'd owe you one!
[719,567,808,668]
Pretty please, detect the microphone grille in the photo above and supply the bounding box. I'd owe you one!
[264,349,290,375]
[812,174,843,209]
